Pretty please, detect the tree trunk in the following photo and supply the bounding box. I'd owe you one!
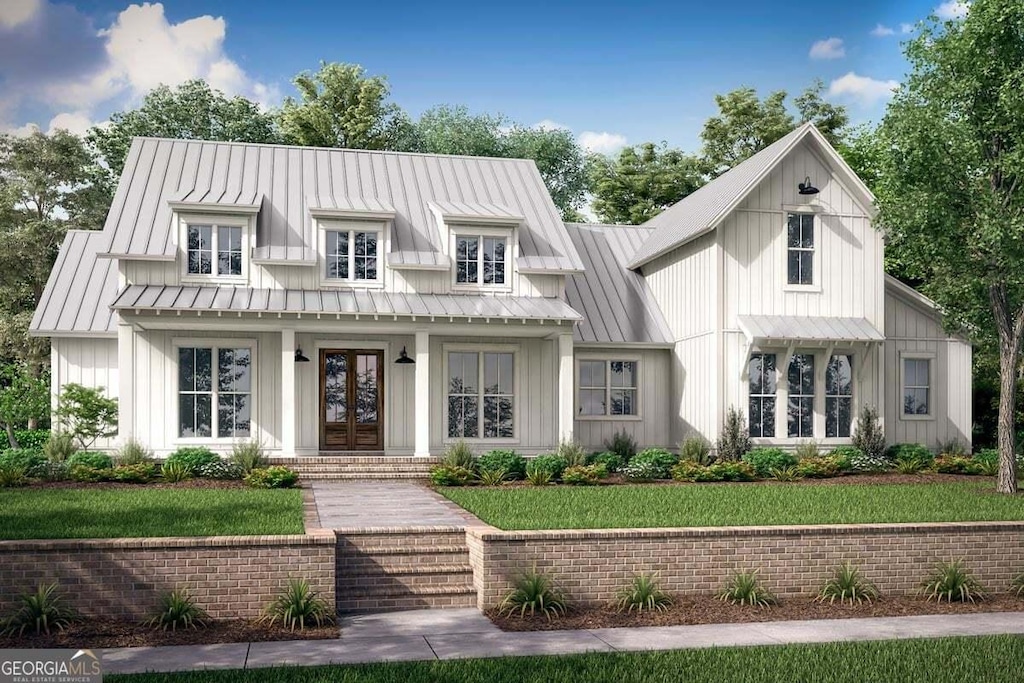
[996,339,1020,493]
[4,422,19,449]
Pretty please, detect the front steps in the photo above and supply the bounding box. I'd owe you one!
[335,528,477,613]
[269,456,442,480]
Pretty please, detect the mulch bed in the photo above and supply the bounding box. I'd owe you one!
[0,619,338,648]
[488,594,1024,631]
[23,479,249,490]
[496,473,986,488]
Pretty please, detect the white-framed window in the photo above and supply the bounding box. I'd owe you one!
[177,343,254,439]
[748,353,777,438]
[825,354,854,438]
[902,356,932,417]
[786,213,815,286]
[577,360,639,417]
[787,353,815,438]
[324,228,381,282]
[181,218,248,281]
[446,349,515,439]
[454,234,507,286]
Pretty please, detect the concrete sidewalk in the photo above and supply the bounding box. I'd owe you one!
[100,610,1024,675]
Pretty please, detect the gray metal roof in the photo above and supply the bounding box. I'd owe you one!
[738,314,884,344]
[101,138,584,274]
[564,223,673,345]
[30,230,117,337]
[630,124,811,269]
[111,285,582,322]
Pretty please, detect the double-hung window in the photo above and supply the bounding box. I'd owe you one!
[903,357,931,416]
[748,353,777,437]
[178,345,252,438]
[186,224,243,277]
[455,235,507,286]
[325,228,380,283]
[786,213,814,286]
[787,354,815,438]
[447,351,515,438]
[825,354,854,438]
[578,360,639,417]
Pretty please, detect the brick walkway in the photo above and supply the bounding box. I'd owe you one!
[309,481,479,529]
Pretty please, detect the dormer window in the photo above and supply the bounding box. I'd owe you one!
[455,234,506,286]
[181,218,248,281]
[318,219,384,286]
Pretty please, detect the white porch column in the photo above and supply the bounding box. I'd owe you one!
[117,320,134,443]
[281,329,296,456]
[414,329,431,457]
[558,332,574,442]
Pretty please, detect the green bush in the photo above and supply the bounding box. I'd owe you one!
[166,447,220,475]
[441,440,476,469]
[938,438,968,457]
[109,462,158,483]
[0,448,48,477]
[852,406,887,461]
[69,464,108,483]
[679,436,714,465]
[556,440,588,467]
[54,383,118,450]
[429,464,474,486]
[43,432,77,463]
[529,454,568,481]
[743,448,798,477]
[476,450,526,480]
[717,570,776,608]
[116,438,154,465]
[921,559,985,603]
[769,465,802,482]
[826,446,862,471]
[66,451,113,471]
[933,455,985,475]
[603,430,638,461]
[244,466,299,489]
[710,461,757,482]
[562,464,607,486]
[616,574,672,613]
[671,461,720,482]
[13,429,50,450]
[160,461,191,483]
[229,440,267,474]
[970,449,1001,476]
[498,569,567,620]
[586,451,624,473]
[147,588,208,631]
[197,460,244,480]
[525,462,554,486]
[1012,570,1024,597]
[794,441,821,460]
[796,456,843,478]
[887,443,934,466]
[36,460,68,482]
[477,468,508,486]
[817,562,879,605]
[3,583,76,636]
[0,462,27,487]
[633,448,678,471]
[260,578,335,631]
[717,406,752,461]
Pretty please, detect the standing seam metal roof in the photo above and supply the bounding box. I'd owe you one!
[30,230,118,336]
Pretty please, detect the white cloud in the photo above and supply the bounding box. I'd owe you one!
[47,111,95,136]
[871,24,895,37]
[0,0,41,29]
[533,119,569,132]
[810,37,845,60]
[901,23,915,34]
[828,72,900,106]
[936,1,969,19]
[578,131,627,155]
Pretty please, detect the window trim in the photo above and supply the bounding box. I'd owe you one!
[575,356,642,421]
[747,353,777,438]
[316,218,386,289]
[782,211,822,293]
[178,214,250,284]
[172,337,258,445]
[824,353,854,439]
[442,344,519,444]
[900,351,936,421]
[449,226,514,292]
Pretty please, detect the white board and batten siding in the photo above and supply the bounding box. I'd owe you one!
[51,338,119,449]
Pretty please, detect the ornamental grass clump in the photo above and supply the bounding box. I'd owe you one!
[679,435,714,465]
[498,569,567,620]
[441,440,476,469]
[43,431,77,462]
[556,439,588,468]
[3,583,76,636]
[816,562,879,605]
[429,465,475,486]
[603,430,638,462]
[476,468,508,487]
[615,574,673,613]
[525,461,554,486]
[717,570,776,608]
[160,461,192,483]
[1010,570,1024,597]
[260,579,335,631]
[147,588,208,631]
[116,438,154,466]
[920,559,986,603]
[229,440,267,474]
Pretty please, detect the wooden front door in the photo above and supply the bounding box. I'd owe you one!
[320,349,384,451]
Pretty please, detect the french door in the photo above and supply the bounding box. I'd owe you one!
[319,349,384,451]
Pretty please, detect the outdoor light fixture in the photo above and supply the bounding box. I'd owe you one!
[798,176,820,195]
[294,349,310,363]
[395,346,416,364]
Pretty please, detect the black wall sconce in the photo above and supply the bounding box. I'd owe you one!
[294,348,310,363]
[798,176,820,195]
[395,346,415,364]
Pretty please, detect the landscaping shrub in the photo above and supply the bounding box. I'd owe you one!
[0,448,48,477]
[36,460,68,482]
[561,464,607,486]
[116,438,154,465]
[54,383,118,450]
[888,443,934,467]
[3,583,76,636]
[160,461,191,483]
[441,440,476,469]
[198,460,244,480]
[429,465,474,486]
[627,448,678,478]
[794,441,821,460]
[743,448,797,477]
[769,465,801,482]
[852,406,887,462]
[970,449,1001,476]
[244,466,299,489]
[717,407,751,461]
[938,438,968,457]
[586,451,624,473]
[556,439,588,467]
[260,579,335,631]
[603,430,638,462]
[147,588,208,631]
[921,559,985,603]
[525,462,554,486]
[679,435,714,465]
[66,451,113,471]
[166,447,220,475]
[817,562,879,605]
[69,464,108,483]
[717,570,776,607]
[230,440,267,474]
[42,431,77,463]
[826,446,862,471]
[13,429,50,451]
[671,461,719,482]
[0,462,27,487]
[476,450,526,480]
[498,569,567,620]
[796,456,843,479]
[529,454,569,480]
[477,468,508,486]
[109,462,159,483]
[1012,571,1024,597]
[933,455,984,475]
[841,446,892,473]
[710,461,757,482]
[616,574,672,613]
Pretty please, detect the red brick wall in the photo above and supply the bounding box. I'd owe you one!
[0,531,336,620]
[466,522,1024,609]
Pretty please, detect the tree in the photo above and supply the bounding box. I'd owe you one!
[55,383,117,450]
[278,62,409,150]
[89,80,280,178]
[0,363,49,448]
[587,143,705,224]
[793,79,850,149]
[875,0,1024,493]
[503,126,587,221]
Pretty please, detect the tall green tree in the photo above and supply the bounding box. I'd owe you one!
[876,0,1024,493]
[586,143,705,224]
[278,62,409,150]
[89,80,280,178]
[0,363,49,446]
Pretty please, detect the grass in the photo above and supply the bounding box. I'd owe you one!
[107,636,1024,682]
[440,481,1024,529]
[0,488,304,539]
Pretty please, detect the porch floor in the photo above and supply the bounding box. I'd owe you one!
[310,481,479,529]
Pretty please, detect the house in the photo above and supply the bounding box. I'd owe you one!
[30,123,972,457]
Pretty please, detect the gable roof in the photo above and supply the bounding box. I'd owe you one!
[30,230,117,337]
[100,138,584,274]
[564,223,673,345]
[629,123,877,269]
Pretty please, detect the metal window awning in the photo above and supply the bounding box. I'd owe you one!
[738,315,884,346]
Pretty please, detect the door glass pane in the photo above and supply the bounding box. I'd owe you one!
[355,353,378,423]
[324,353,347,423]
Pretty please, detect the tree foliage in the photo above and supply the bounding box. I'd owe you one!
[0,363,49,448]
[586,143,705,224]
[55,383,118,450]
[875,0,1024,492]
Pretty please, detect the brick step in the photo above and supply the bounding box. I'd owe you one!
[291,467,436,473]
[337,534,468,550]
[270,457,442,464]
[337,571,474,591]
[336,585,478,613]
[337,547,469,568]
[297,472,432,480]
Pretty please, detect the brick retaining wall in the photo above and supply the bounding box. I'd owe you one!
[0,530,336,620]
[466,522,1024,609]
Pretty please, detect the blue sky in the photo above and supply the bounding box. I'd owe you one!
[0,0,968,153]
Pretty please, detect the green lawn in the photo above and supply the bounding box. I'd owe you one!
[0,488,305,539]
[108,636,1024,682]
[440,481,1024,529]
